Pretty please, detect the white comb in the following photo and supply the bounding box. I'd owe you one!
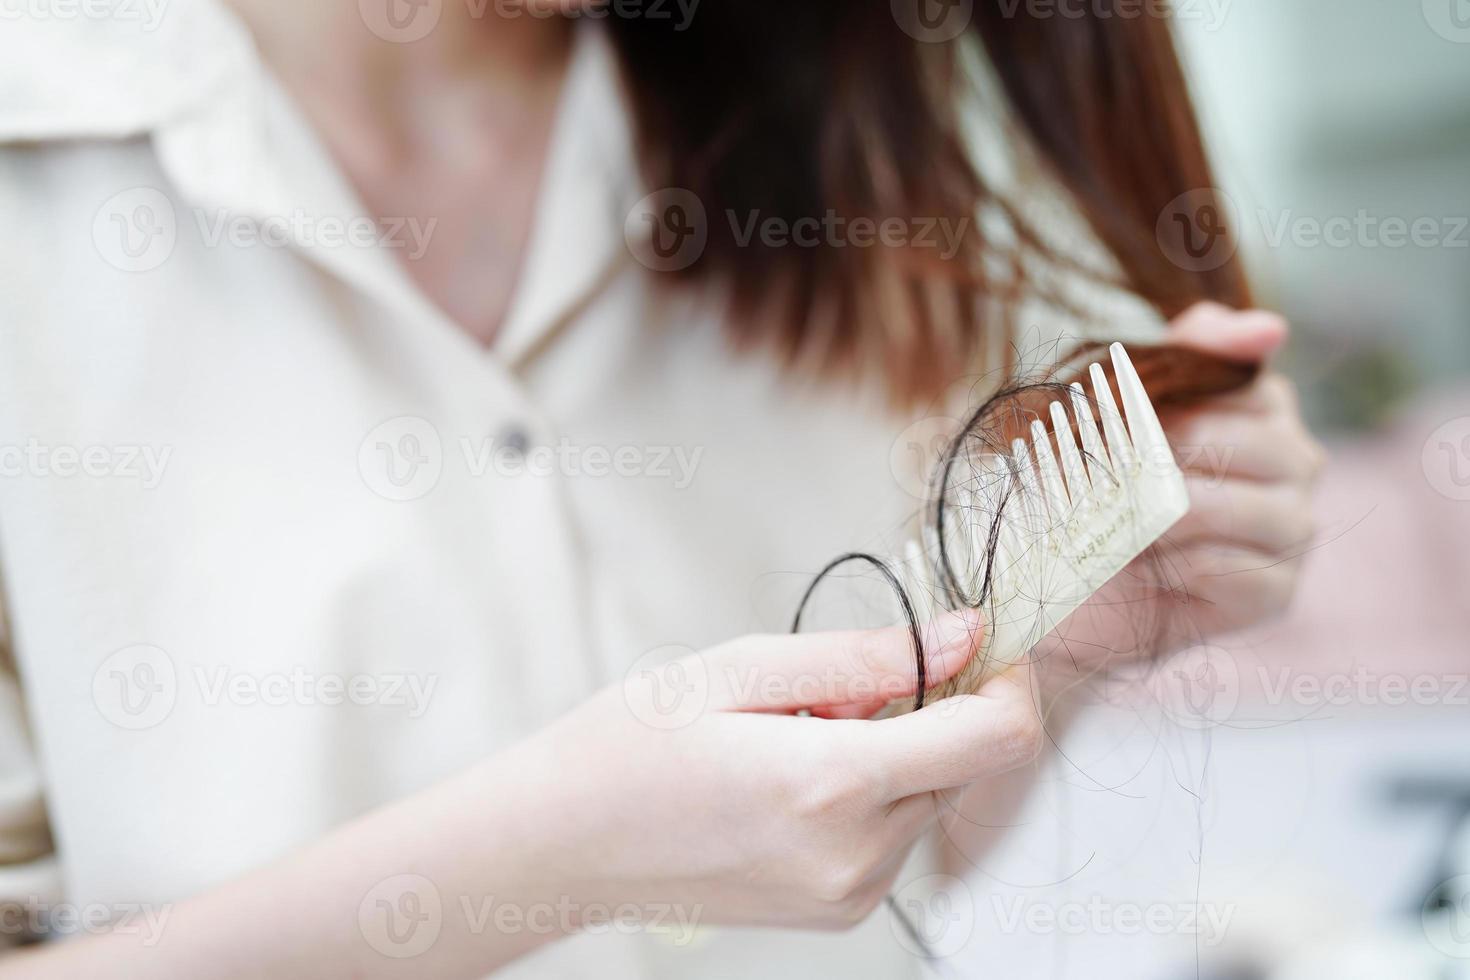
[898,343,1190,700]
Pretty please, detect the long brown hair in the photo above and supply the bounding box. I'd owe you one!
[607,2,1252,405]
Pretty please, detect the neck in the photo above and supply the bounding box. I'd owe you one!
[223,0,574,94]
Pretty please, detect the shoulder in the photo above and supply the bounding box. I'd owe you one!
[0,8,251,144]
[0,8,259,302]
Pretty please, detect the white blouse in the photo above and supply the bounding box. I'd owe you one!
[0,4,1160,977]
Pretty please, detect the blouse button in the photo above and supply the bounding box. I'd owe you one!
[498,425,531,460]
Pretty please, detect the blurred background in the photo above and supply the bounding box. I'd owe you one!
[953,2,1470,977]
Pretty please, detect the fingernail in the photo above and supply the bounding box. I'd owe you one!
[927,608,984,670]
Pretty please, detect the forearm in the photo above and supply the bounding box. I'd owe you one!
[1,742,571,979]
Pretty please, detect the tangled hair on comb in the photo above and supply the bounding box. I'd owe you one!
[791,343,1258,715]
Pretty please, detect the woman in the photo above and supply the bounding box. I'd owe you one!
[0,0,1321,976]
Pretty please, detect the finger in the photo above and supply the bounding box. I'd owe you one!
[1168,303,1288,364]
[1174,545,1305,627]
[1165,371,1296,419]
[875,792,941,853]
[1168,412,1320,483]
[1170,477,1316,553]
[705,609,985,713]
[861,666,1043,800]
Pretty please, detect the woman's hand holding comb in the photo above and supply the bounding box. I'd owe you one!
[1037,302,1326,689]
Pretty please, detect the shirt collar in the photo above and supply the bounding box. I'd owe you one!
[494,22,642,366]
[0,1,252,143]
[0,5,642,370]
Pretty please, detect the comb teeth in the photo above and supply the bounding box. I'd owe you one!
[1029,418,1070,520]
[891,344,1190,706]
[1090,360,1134,475]
[1049,399,1091,504]
[1111,342,1169,469]
[1069,382,1107,489]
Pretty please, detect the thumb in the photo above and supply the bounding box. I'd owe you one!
[703,609,984,714]
[1169,301,1288,365]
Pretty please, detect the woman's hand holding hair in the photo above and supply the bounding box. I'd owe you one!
[7,610,1041,978]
